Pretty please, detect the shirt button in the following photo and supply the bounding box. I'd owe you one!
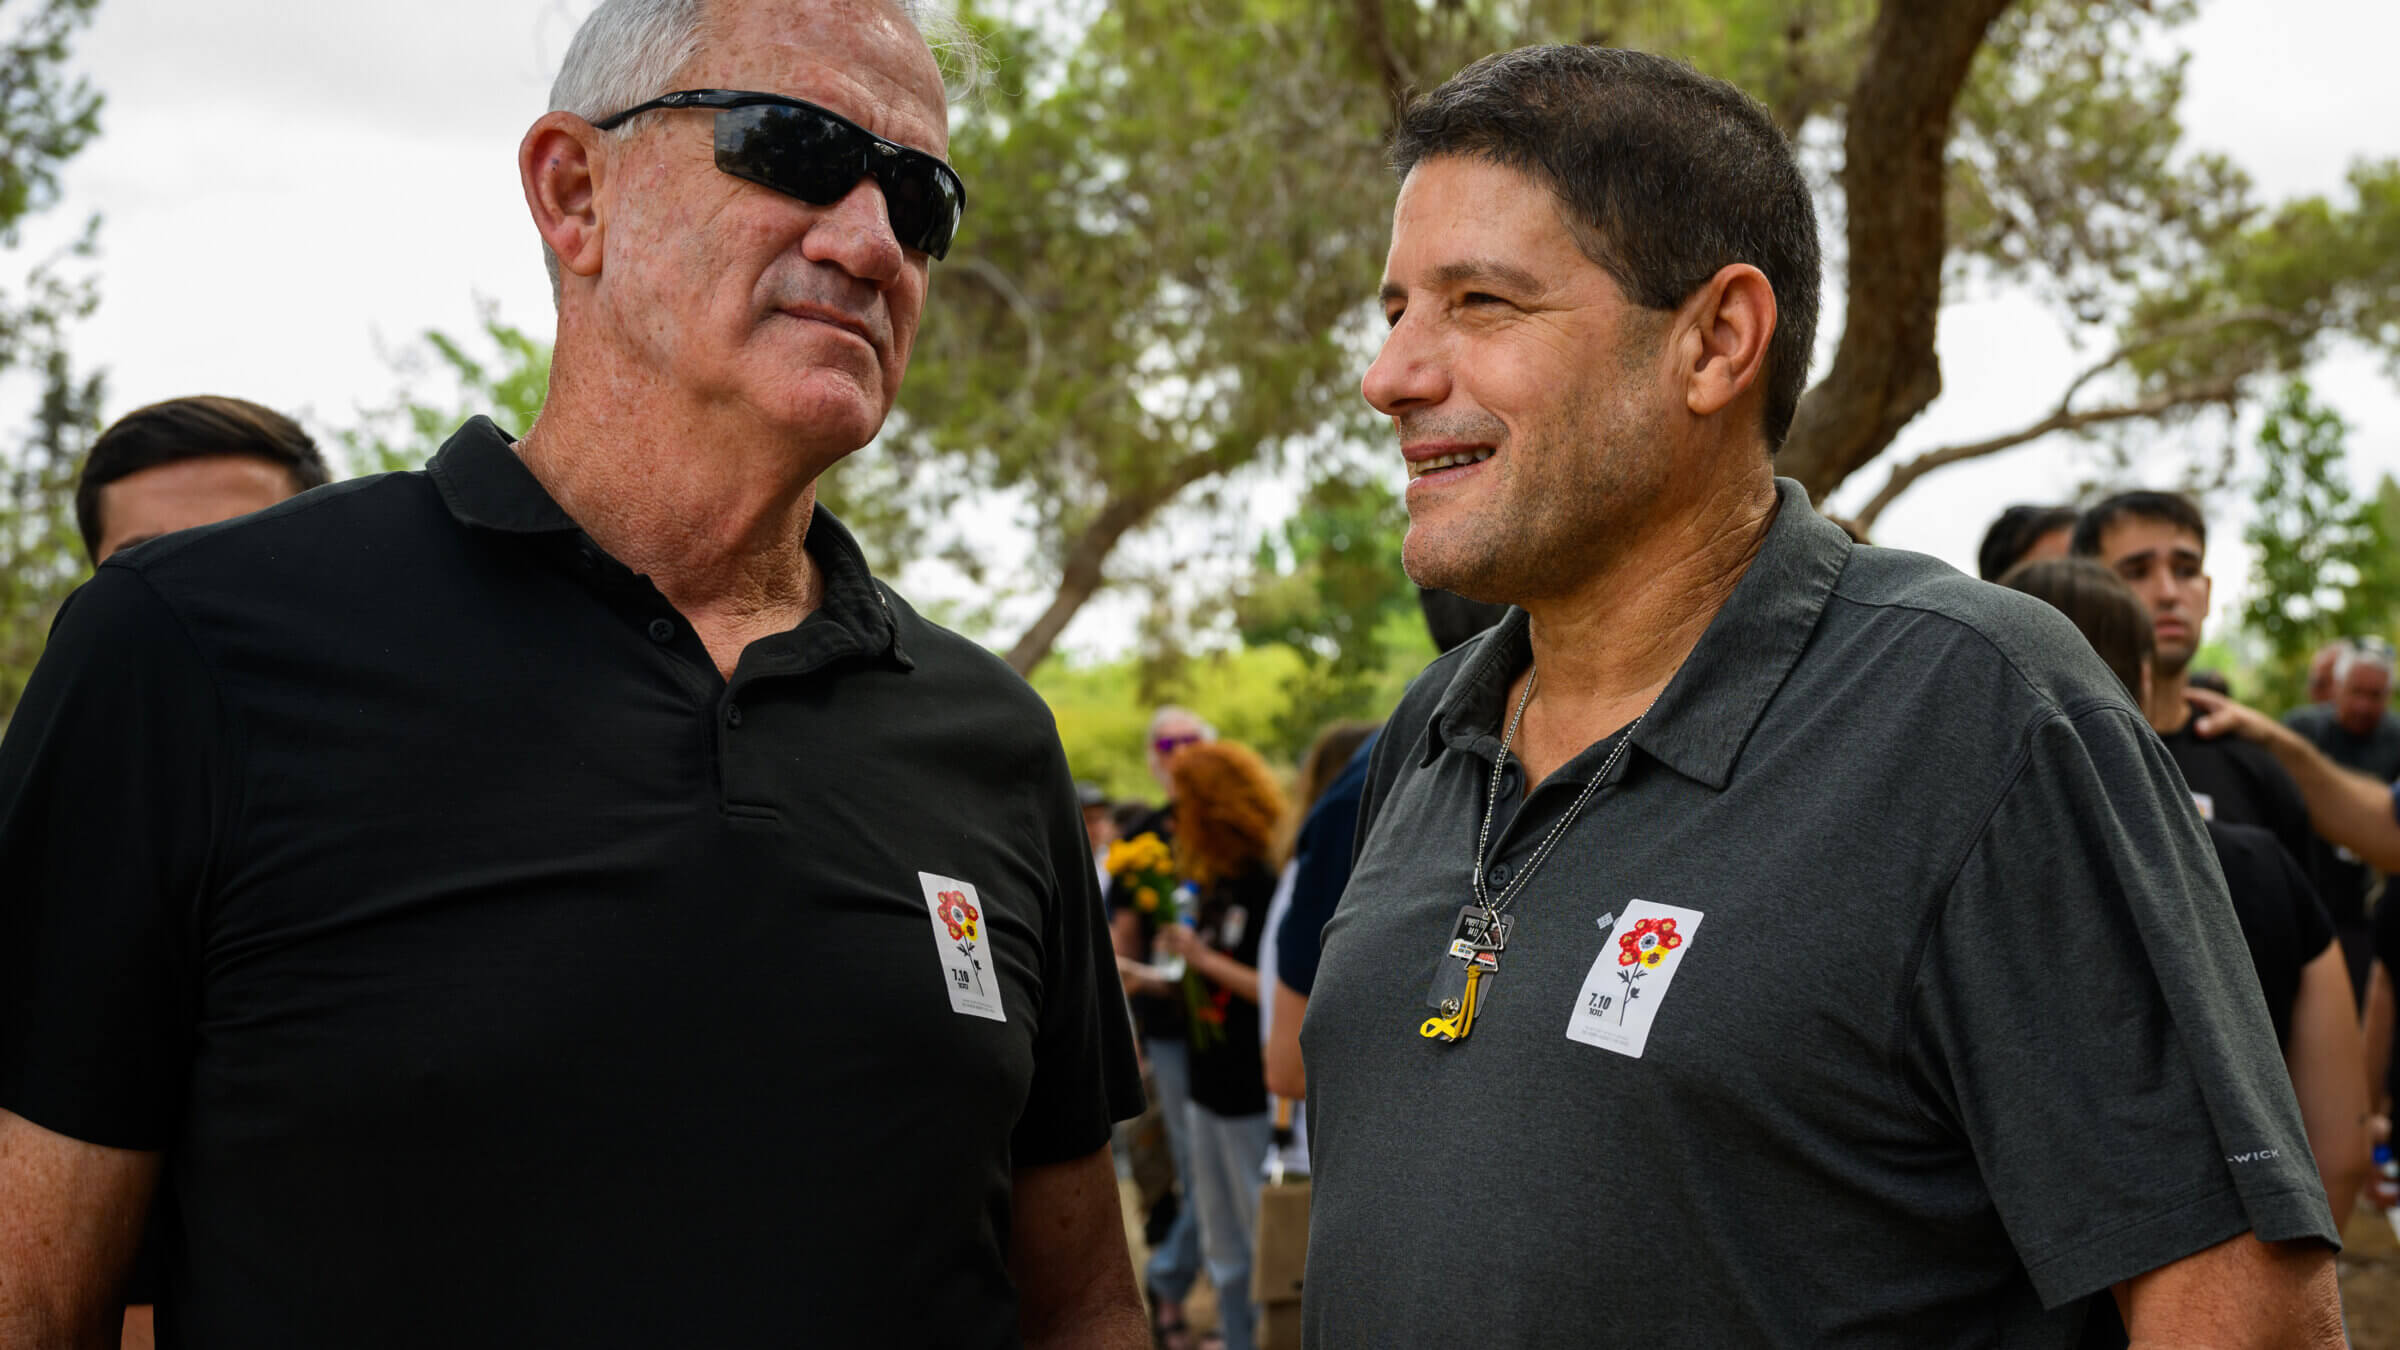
[576,547,597,570]
[647,617,675,643]
[725,703,744,728]
[1489,862,1514,888]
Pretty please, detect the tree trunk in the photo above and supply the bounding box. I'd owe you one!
[1003,449,1226,675]
[1777,0,2017,501]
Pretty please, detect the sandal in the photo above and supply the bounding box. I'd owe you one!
[1147,1285,1193,1350]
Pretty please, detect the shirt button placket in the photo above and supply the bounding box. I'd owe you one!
[647,617,675,644]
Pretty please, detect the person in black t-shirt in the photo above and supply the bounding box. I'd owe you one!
[2003,557,2367,1232]
[1154,741,1287,1350]
[2073,493,2319,876]
[2285,642,2400,994]
[0,4,1145,1345]
[70,395,332,1350]
[1103,705,1210,1342]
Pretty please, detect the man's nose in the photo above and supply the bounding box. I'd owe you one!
[1362,314,1449,416]
[803,176,907,287]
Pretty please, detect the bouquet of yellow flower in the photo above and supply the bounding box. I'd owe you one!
[1103,832,1220,1049]
[1104,832,1177,921]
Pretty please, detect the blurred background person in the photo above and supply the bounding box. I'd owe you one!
[1079,780,1116,893]
[1104,705,1212,1344]
[1255,718,1379,1167]
[77,394,330,564]
[1154,741,1285,1350]
[69,392,328,1350]
[2003,557,2367,1238]
[1976,502,2078,583]
[2283,638,2400,995]
[2074,492,2318,882]
[2305,639,2353,709]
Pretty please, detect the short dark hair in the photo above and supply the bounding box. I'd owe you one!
[1390,45,1822,451]
[1999,557,2156,701]
[2070,491,2208,560]
[1976,504,2079,582]
[76,395,331,562]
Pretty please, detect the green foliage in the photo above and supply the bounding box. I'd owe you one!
[338,303,552,474]
[0,0,103,723]
[1034,622,1431,802]
[1232,471,1419,755]
[2239,382,2400,710]
[1949,0,2251,323]
[0,0,99,245]
[858,0,1398,664]
[0,348,99,716]
[2123,159,2400,397]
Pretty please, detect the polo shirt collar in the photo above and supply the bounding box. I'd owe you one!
[428,416,578,534]
[426,415,910,670]
[1422,477,1849,792]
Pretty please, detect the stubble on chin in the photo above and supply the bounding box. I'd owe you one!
[1400,380,1661,607]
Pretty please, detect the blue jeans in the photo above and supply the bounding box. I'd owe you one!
[1185,1104,1272,1350]
[1143,1038,1202,1300]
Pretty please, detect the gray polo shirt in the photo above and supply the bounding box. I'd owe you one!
[1300,480,2335,1348]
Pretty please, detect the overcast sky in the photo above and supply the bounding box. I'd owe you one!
[22,0,2400,664]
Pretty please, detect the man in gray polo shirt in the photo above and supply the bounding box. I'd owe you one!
[1299,45,2342,1347]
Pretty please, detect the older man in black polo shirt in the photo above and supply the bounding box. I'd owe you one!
[0,2,1143,1347]
[1299,45,2342,1348]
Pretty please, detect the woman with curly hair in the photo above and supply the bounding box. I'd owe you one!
[1155,740,1287,1350]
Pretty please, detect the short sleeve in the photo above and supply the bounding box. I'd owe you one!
[0,566,231,1149]
[1008,741,1144,1167]
[1909,705,2336,1310]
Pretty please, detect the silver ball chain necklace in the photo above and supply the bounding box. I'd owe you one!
[1418,665,1660,1044]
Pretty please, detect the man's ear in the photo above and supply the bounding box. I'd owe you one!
[520,112,607,282]
[1677,263,1777,424]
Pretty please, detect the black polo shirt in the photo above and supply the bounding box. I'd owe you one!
[0,417,1141,1349]
[1300,479,2334,1348]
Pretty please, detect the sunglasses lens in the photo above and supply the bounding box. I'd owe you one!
[876,159,962,259]
[716,103,964,260]
[717,104,858,204]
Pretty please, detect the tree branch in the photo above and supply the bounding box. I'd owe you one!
[1849,305,2299,530]
[1002,447,1230,675]
[1776,0,2016,499]
[1349,0,1414,114]
[1851,377,2239,533]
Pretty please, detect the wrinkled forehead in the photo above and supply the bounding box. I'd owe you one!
[685,0,949,156]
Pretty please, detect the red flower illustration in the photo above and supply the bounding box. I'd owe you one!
[1613,916,1685,1010]
[937,891,981,943]
[1617,917,1682,965]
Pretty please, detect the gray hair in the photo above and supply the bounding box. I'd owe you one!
[541,0,980,297]
[2335,640,2396,685]
[1148,706,1217,743]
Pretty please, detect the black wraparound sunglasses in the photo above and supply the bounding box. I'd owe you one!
[591,89,966,260]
